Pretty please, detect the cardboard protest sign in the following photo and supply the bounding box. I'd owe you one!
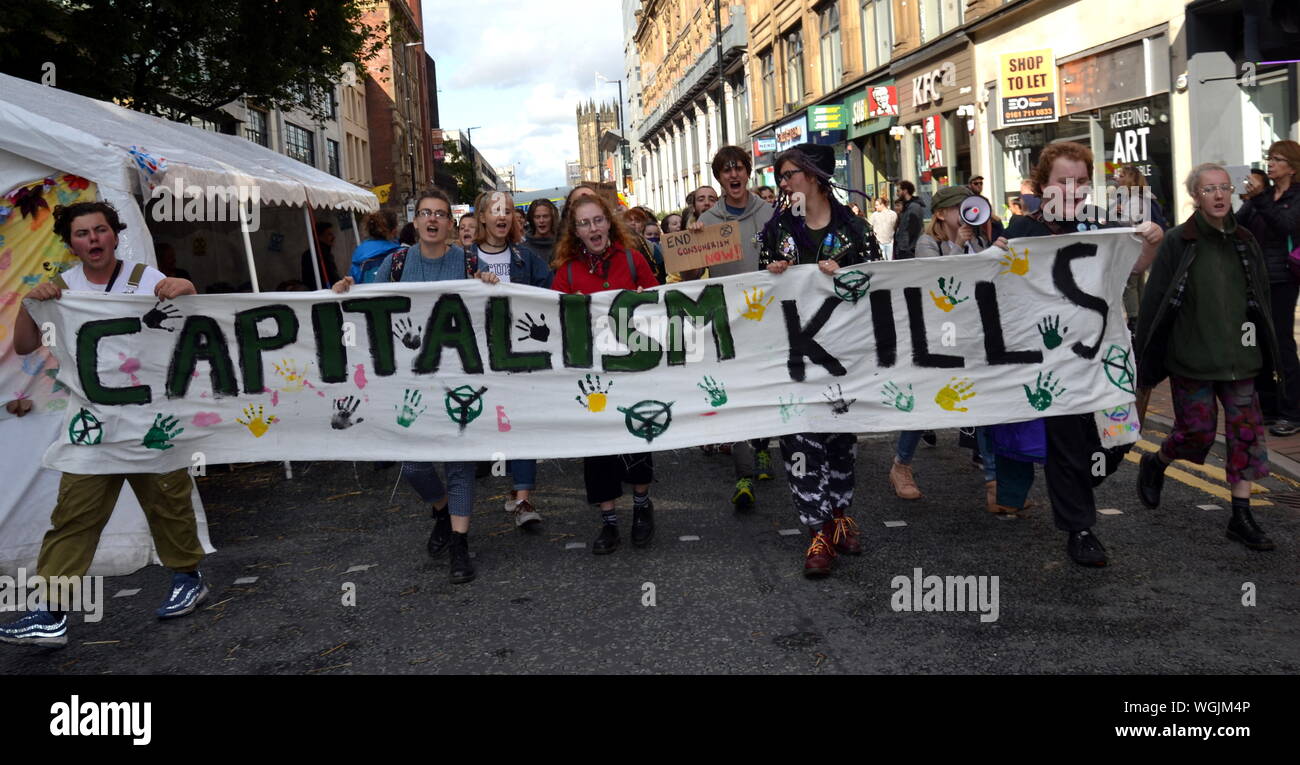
[662,222,745,273]
[29,230,1142,474]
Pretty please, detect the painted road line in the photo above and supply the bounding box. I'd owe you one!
[1132,439,1269,493]
[1122,452,1272,506]
[1197,504,1223,511]
[883,520,907,528]
[564,542,585,550]
[113,588,141,598]
[778,528,802,536]
[232,576,259,585]
[679,535,701,542]
[1098,508,1123,515]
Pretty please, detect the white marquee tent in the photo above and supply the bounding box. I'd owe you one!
[0,72,379,575]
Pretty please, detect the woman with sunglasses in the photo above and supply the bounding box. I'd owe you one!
[331,189,499,584]
[551,193,661,554]
[759,143,881,578]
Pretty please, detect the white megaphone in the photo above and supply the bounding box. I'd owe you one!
[959,194,991,227]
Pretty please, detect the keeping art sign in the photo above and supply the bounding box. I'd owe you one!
[30,231,1143,474]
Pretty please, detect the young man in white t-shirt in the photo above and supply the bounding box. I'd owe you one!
[1,201,205,647]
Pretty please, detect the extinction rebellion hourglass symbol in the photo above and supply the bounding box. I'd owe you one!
[68,407,103,445]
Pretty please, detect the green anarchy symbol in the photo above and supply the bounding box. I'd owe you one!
[68,407,103,445]
[1102,344,1136,394]
[444,385,487,430]
[833,270,872,304]
[617,399,674,443]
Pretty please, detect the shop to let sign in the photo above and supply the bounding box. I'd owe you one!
[999,50,1058,127]
[662,222,744,273]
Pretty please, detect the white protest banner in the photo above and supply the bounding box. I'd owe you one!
[661,222,745,273]
[30,230,1142,475]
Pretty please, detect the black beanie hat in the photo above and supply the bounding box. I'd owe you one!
[792,142,835,177]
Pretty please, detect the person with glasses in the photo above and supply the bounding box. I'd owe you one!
[758,143,881,578]
[550,193,661,555]
[1238,140,1300,437]
[331,189,500,585]
[1135,163,1283,552]
[468,190,554,531]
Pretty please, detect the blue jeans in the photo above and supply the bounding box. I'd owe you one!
[896,429,997,483]
[509,459,537,491]
[401,462,476,517]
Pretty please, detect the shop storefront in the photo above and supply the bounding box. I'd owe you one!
[896,45,979,205]
[809,103,849,191]
[990,31,1175,219]
[846,80,900,201]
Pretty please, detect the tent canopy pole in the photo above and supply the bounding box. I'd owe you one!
[303,206,322,290]
[240,195,260,293]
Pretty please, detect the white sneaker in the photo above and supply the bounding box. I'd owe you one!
[511,499,542,529]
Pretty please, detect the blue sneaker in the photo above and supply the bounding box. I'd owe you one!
[0,609,68,647]
[156,571,208,619]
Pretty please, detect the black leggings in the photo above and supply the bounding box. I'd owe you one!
[583,453,654,505]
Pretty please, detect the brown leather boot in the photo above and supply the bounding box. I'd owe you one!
[889,459,923,500]
[803,528,837,578]
[829,509,862,555]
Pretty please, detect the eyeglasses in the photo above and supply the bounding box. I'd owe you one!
[1198,184,1235,196]
[778,169,803,183]
[415,209,451,219]
[575,216,607,230]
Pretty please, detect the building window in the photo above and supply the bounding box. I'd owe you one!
[327,139,340,177]
[244,109,268,146]
[328,89,338,121]
[784,26,804,107]
[189,115,220,133]
[819,3,842,94]
[921,0,963,43]
[284,122,315,167]
[760,48,775,122]
[860,0,892,72]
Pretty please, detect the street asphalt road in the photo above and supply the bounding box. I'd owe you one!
[3,428,1297,675]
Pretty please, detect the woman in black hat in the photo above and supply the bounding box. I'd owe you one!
[759,143,881,578]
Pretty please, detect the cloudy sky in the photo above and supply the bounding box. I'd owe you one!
[423,1,627,191]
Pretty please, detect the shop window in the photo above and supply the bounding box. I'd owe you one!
[860,0,892,72]
[819,3,842,94]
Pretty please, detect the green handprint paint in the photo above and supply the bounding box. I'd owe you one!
[1037,315,1068,350]
[698,376,728,407]
[1023,370,1067,411]
[778,394,806,423]
[881,381,915,412]
[142,413,184,450]
[395,388,426,427]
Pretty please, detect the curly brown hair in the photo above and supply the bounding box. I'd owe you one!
[1030,142,1093,194]
[551,193,635,270]
[52,201,127,245]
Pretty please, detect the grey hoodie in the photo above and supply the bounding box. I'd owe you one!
[697,192,776,277]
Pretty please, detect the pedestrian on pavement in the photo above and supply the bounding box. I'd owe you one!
[1113,165,1168,343]
[755,185,776,204]
[685,185,718,226]
[686,146,780,510]
[469,190,554,531]
[989,141,1164,567]
[348,210,403,283]
[869,196,897,259]
[1135,162,1281,552]
[893,180,926,259]
[525,198,559,263]
[759,143,882,578]
[1240,169,1270,201]
[550,193,661,555]
[661,212,684,233]
[332,189,499,584]
[891,186,1007,510]
[1237,140,1300,436]
[301,220,341,289]
[1,201,206,647]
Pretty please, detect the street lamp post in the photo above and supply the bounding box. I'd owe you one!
[596,72,629,193]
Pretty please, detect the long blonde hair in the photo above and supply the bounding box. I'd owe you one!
[473,191,523,246]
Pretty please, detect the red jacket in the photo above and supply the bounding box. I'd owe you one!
[550,241,660,295]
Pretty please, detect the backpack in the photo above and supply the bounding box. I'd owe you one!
[53,262,146,292]
[385,245,475,283]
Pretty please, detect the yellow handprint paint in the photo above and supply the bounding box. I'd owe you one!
[738,287,775,321]
[235,404,278,437]
[999,246,1030,276]
[934,377,977,412]
[272,358,310,392]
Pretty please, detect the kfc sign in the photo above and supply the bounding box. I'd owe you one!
[912,62,958,107]
[867,86,899,118]
[922,114,944,169]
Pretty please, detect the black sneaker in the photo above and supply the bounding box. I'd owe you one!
[1268,419,1300,437]
[1136,453,1166,509]
[427,507,452,557]
[632,500,655,547]
[1227,506,1276,551]
[593,523,621,555]
[1067,529,1108,567]
[921,430,937,447]
[448,531,475,584]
